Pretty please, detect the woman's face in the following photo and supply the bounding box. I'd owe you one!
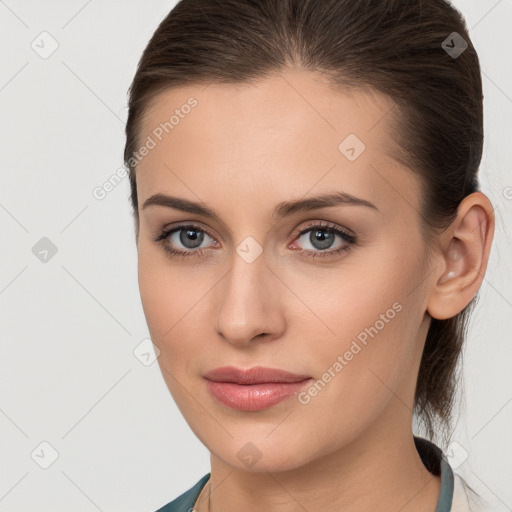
[135,69,435,471]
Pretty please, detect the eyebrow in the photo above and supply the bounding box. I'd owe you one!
[141,191,379,220]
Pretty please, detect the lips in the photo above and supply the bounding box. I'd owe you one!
[203,366,313,411]
[203,366,312,385]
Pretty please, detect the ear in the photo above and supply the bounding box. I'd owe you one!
[426,192,495,320]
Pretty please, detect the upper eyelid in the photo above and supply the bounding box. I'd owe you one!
[165,222,217,240]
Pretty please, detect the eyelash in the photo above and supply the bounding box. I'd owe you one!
[153,221,357,261]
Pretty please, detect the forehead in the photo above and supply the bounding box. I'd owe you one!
[135,69,419,218]
[139,68,398,151]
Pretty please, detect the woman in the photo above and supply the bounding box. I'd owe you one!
[124,1,495,510]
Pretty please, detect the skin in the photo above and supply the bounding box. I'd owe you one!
[134,68,495,512]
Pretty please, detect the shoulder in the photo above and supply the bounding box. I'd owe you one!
[451,473,473,511]
[154,473,210,512]
[451,473,495,512]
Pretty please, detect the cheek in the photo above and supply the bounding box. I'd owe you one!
[137,243,214,370]
[138,241,193,337]
[137,250,206,415]
[308,287,409,397]
[298,247,425,397]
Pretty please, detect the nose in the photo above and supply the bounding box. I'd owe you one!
[214,250,286,347]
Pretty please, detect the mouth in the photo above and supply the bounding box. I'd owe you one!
[203,366,313,411]
[203,365,312,384]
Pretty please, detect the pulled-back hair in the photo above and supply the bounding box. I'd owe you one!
[124,0,483,444]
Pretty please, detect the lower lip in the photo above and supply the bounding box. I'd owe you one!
[205,379,313,411]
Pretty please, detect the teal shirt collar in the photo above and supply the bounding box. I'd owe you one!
[414,436,455,511]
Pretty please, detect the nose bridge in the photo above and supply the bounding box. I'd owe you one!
[214,246,282,345]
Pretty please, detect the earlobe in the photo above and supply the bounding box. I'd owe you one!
[427,192,495,320]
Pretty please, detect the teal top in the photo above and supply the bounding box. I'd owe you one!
[155,436,454,512]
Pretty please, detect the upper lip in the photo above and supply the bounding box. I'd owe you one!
[203,366,312,385]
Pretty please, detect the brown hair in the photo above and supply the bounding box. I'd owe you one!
[124,0,483,444]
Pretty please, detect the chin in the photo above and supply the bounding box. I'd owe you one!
[207,434,319,473]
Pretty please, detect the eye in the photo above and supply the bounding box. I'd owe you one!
[153,223,218,258]
[290,221,356,259]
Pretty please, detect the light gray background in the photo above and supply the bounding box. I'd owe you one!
[0,1,511,511]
